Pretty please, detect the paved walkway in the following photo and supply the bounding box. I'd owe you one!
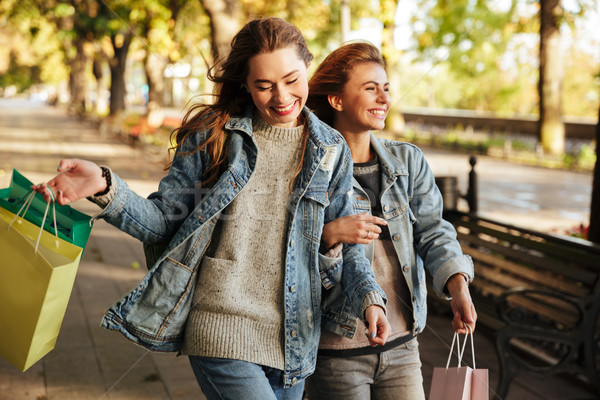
[0,99,596,399]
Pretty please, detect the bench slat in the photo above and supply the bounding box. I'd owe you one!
[454,217,600,271]
[465,245,590,298]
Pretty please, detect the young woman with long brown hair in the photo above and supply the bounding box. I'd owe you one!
[33,19,390,400]
[305,41,477,399]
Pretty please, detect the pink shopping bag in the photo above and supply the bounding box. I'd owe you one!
[429,328,489,400]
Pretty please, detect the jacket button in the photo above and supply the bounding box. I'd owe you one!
[291,330,297,337]
[392,234,400,241]
[383,204,390,212]
[292,377,298,385]
[403,265,410,272]
[290,240,295,247]
[289,285,296,292]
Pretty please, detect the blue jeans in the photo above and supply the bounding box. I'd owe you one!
[304,337,425,400]
[189,356,305,400]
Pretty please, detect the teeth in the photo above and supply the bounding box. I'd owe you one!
[274,102,296,112]
[371,109,386,115]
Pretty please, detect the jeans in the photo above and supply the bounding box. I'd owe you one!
[189,356,306,400]
[304,337,425,400]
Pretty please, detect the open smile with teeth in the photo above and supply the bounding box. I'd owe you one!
[273,101,297,113]
[370,109,387,116]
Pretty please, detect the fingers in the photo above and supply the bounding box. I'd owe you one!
[355,212,387,227]
[57,158,77,172]
[452,306,477,334]
[30,183,54,203]
[56,189,70,205]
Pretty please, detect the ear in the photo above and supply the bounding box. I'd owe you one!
[328,94,343,112]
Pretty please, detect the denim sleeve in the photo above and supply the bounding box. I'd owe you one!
[94,131,207,244]
[325,143,387,318]
[410,149,474,298]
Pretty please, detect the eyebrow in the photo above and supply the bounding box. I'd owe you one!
[253,70,300,85]
[361,80,390,87]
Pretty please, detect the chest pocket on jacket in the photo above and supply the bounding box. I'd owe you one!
[302,190,329,242]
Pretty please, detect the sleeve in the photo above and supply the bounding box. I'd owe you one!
[325,142,387,318]
[90,131,209,244]
[409,148,474,299]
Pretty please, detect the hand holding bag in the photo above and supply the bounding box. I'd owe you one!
[429,327,489,400]
[0,169,92,247]
[0,189,85,371]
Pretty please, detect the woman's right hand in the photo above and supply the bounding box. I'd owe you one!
[32,159,107,205]
[322,212,387,249]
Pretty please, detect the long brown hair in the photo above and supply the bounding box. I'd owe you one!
[307,41,384,127]
[172,17,313,187]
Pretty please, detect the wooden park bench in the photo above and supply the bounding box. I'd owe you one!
[433,210,600,398]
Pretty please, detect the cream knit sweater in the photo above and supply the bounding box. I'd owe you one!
[182,116,304,370]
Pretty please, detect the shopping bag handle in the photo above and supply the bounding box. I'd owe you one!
[445,326,476,369]
[8,187,59,254]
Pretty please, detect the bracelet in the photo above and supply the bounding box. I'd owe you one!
[94,166,111,196]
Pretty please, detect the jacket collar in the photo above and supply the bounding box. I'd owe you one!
[224,104,343,148]
[369,132,408,178]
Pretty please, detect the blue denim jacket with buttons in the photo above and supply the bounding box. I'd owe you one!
[321,133,473,339]
[93,107,385,387]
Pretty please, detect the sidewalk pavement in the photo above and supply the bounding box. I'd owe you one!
[0,100,596,399]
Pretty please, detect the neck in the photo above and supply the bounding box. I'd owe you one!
[339,131,373,163]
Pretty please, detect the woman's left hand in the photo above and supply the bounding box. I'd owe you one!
[447,274,478,334]
[364,305,390,346]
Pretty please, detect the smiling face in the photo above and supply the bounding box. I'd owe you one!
[246,47,310,128]
[329,62,391,135]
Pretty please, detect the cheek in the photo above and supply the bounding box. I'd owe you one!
[251,92,270,108]
[297,82,309,104]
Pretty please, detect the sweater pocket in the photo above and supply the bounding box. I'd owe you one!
[192,256,281,320]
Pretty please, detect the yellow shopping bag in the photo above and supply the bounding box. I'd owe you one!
[0,194,83,371]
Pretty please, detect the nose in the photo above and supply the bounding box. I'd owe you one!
[273,84,291,104]
[377,88,390,105]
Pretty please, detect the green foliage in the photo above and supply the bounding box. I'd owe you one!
[0,0,68,91]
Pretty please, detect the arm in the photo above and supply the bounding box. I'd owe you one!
[325,146,390,346]
[32,132,207,244]
[410,149,473,291]
[409,148,477,331]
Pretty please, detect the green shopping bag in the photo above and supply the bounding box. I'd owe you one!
[0,169,92,247]
[0,191,85,371]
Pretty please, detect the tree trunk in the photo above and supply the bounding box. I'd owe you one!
[588,106,600,243]
[144,51,166,112]
[340,0,350,43]
[199,0,242,61]
[68,37,89,115]
[538,0,565,155]
[109,33,132,116]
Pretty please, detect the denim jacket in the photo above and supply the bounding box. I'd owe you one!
[93,107,385,387]
[321,133,473,339]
